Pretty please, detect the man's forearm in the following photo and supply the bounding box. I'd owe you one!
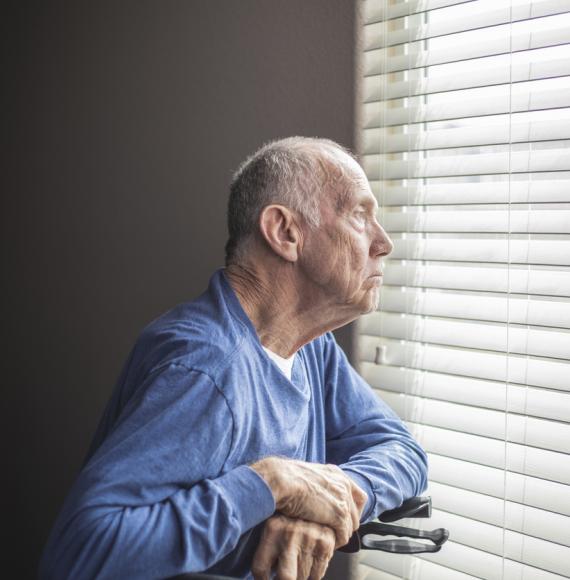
[40,466,275,580]
[338,437,428,521]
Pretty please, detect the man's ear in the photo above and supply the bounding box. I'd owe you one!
[258,204,301,262]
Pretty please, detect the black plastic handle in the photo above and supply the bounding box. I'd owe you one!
[340,496,449,555]
[361,538,444,554]
[361,521,448,545]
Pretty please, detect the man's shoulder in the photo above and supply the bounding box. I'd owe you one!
[132,279,249,383]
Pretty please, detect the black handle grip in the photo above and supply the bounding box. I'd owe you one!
[361,538,444,554]
[360,521,449,547]
[339,496,449,555]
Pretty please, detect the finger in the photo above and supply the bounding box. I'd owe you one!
[252,548,278,580]
[252,530,280,580]
[275,546,298,580]
[309,555,332,580]
[327,469,360,534]
[347,494,360,533]
[297,549,313,580]
[309,528,335,580]
[341,482,360,533]
[350,480,368,515]
[337,475,364,530]
[331,505,352,548]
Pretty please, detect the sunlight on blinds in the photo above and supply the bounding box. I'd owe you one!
[356,0,570,578]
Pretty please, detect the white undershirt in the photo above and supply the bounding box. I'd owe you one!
[262,346,296,380]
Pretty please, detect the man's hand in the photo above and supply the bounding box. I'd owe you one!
[251,514,336,580]
[251,457,367,548]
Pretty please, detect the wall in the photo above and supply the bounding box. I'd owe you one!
[5,1,356,576]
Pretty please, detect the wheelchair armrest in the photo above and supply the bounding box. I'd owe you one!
[379,496,432,523]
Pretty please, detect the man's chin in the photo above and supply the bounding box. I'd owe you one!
[342,287,380,319]
[359,291,380,315]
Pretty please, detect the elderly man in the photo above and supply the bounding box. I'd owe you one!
[40,137,427,580]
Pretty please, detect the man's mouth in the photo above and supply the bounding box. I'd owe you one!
[368,273,384,285]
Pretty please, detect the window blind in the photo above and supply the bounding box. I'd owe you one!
[356,0,570,579]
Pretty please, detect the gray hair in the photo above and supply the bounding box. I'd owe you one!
[225,136,359,265]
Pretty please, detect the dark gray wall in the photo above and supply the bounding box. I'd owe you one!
[6,2,356,576]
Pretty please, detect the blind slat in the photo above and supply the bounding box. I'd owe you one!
[361,541,564,580]
[364,118,570,154]
[427,454,570,516]
[407,421,570,484]
[382,261,570,296]
[378,286,570,328]
[363,84,570,127]
[420,502,570,575]
[362,311,570,359]
[364,23,570,73]
[362,538,569,580]
[375,388,570,452]
[382,207,570,234]
[388,236,570,267]
[365,0,570,49]
[359,564,403,580]
[364,57,570,102]
[371,176,570,205]
[363,0,477,24]
[425,487,570,549]
[423,493,570,555]
[362,363,570,416]
[362,540,502,580]
[363,148,570,180]
[359,335,570,391]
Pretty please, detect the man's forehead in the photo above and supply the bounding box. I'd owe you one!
[328,152,377,210]
[324,147,361,175]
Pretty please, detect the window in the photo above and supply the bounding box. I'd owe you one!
[357,0,570,578]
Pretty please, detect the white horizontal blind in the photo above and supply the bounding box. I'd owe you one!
[356,0,570,579]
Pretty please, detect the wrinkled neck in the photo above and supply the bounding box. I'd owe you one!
[225,263,350,358]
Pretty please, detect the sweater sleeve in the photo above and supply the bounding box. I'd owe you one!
[39,364,275,580]
[322,333,428,522]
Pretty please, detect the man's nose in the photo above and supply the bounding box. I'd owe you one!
[371,223,393,257]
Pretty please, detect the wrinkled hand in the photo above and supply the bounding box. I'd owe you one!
[251,457,367,548]
[251,514,336,580]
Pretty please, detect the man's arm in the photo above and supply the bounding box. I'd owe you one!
[322,332,429,522]
[39,364,276,580]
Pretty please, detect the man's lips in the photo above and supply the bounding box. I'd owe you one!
[368,273,384,284]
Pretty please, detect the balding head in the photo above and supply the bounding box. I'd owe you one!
[225,137,363,265]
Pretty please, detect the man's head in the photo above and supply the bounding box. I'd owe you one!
[225,136,393,319]
[225,137,357,264]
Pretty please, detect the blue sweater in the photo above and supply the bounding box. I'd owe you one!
[40,270,427,579]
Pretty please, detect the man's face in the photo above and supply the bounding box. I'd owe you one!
[299,156,393,317]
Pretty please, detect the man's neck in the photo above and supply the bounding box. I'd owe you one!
[225,262,351,358]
